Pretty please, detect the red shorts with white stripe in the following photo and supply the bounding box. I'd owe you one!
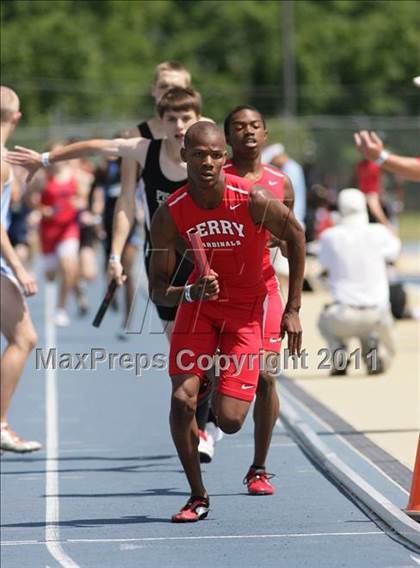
[262,287,283,353]
[169,297,265,402]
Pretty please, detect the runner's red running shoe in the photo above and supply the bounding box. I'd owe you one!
[244,467,275,495]
[171,495,210,523]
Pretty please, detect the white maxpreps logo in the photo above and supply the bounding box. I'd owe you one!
[230,203,242,210]
[268,180,277,186]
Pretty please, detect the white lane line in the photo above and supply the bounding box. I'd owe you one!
[232,442,295,448]
[1,530,384,546]
[44,282,80,568]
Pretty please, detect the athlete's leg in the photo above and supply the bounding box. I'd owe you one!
[44,253,57,282]
[252,362,279,467]
[162,315,211,432]
[56,239,79,310]
[79,226,97,283]
[170,373,207,496]
[213,394,251,434]
[214,301,264,434]
[121,242,138,326]
[0,275,38,423]
[252,288,283,468]
[160,319,175,340]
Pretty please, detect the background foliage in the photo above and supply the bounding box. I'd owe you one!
[2,0,420,125]
[1,0,419,204]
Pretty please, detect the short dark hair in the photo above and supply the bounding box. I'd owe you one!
[223,105,266,138]
[157,87,202,118]
[184,121,223,149]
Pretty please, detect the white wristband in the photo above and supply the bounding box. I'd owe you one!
[108,254,121,264]
[184,284,194,303]
[374,149,390,166]
[41,152,50,167]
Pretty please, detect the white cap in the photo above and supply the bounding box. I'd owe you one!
[413,76,420,88]
[261,143,285,164]
[338,188,369,225]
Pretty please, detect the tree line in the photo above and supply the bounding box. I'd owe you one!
[2,0,420,126]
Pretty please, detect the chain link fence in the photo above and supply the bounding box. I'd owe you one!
[10,114,420,209]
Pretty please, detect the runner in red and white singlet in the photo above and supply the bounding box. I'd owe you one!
[40,171,79,256]
[167,172,267,399]
[223,161,286,349]
[38,154,80,326]
[148,121,305,522]
[223,105,295,496]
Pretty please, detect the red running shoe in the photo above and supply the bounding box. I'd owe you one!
[244,467,275,495]
[171,495,210,523]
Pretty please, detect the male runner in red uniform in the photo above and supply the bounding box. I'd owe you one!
[223,105,294,495]
[148,121,305,521]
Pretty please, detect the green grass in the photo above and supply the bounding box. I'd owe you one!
[399,212,420,242]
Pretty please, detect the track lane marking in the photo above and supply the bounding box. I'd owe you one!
[1,531,385,546]
[44,282,80,568]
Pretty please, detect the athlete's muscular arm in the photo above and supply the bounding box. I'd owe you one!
[118,126,144,251]
[268,175,295,251]
[107,133,149,284]
[6,138,149,182]
[0,162,37,296]
[250,186,305,354]
[149,205,219,307]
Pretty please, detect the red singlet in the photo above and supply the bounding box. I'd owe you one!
[40,175,79,254]
[167,173,268,401]
[223,161,286,352]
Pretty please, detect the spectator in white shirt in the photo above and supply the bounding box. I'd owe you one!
[317,188,401,375]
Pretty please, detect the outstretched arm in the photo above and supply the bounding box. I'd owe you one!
[6,138,149,181]
[149,205,219,307]
[354,131,420,182]
[250,186,305,354]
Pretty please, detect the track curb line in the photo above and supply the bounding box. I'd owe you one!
[279,392,420,549]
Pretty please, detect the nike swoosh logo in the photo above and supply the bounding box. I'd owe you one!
[241,384,254,390]
[268,181,277,186]
[230,203,242,210]
[269,337,281,343]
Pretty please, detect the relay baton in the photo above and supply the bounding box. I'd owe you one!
[92,279,118,328]
[189,231,220,301]
[189,231,210,276]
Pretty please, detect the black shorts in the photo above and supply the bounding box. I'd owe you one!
[144,247,193,321]
[79,225,96,249]
[8,207,29,247]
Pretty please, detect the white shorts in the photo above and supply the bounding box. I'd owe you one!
[44,238,79,272]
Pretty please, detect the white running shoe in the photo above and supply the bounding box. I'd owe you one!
[116,327,129,341]
[198,429,214,463]
[54,309,70,327]
[205,421,224,444]
[0,426,42,453]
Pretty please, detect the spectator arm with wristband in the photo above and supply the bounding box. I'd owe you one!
[354,130,420,182]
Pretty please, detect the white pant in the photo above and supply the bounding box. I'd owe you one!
[318,303,395,370]
[43,238,79,272]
